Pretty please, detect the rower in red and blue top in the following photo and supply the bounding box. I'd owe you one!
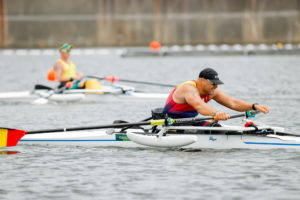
[162,68,269,125]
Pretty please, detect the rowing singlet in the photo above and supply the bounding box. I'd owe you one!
[59,59,77,79]
[162,80,210,118]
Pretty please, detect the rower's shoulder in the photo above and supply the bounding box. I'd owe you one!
[175,83,197,98]
[53,60,63,70]
[186,81,198,89]
[178,82,196,91]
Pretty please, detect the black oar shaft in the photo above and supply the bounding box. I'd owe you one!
[26,117,209,134]
[27,121,151,134]
[34,84,54,90]
[229,113,246,119]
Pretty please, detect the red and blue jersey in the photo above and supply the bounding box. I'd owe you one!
[162,80,210,118]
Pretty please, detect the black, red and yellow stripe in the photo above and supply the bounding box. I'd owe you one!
[0,128,26,148]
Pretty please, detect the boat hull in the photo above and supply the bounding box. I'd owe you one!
[19,129,300,149]
[185,134,300,149]
[0,89,167,103]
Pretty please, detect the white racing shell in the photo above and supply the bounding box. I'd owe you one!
[19,125,300,150]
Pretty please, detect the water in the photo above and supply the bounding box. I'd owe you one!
[0,52,300,200]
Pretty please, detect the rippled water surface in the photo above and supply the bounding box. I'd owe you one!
[0,52,300,200]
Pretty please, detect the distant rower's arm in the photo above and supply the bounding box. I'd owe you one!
[213,89,252,111]
[54,63,69,82]
[185,86,218,116]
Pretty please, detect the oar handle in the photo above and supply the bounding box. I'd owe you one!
[167,111,259,126]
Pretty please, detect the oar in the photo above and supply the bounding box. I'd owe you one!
[26,111,257,134]
[118,116,153,132]
[34,84,54,90]
[87,75,176,87]
[0,128,26,148]
[31,80,79,105]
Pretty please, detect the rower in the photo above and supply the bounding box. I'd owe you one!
[162,68,269,126]
[52,43,85,89]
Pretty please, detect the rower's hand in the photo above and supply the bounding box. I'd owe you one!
[255,104,269,114]
[76,73,84,80]
[214,111,230,121]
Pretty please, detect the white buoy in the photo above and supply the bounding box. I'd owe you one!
[258,43,269,50]
[219,44,230,51]
[245,44,256,51]
[207,44,218,51]
[284,44,293,50]
[171,45,181,51]
[232,44,243,51]
[183,45,193,51]
[195,45,205,51]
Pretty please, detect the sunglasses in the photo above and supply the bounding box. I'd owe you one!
[61,48,71,53]
[207,79,217,86]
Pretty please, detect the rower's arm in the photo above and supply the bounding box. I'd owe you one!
[76,72,84,80]
[54,62,70,82]
[184,85,218,116]
[72,61,84,80]
[213,89,252,111]
[213,89,267,112]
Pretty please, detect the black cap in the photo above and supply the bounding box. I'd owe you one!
[199,68,224,85]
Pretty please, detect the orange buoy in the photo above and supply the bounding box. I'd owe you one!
[47,68,55,81]
[150,41,161,52]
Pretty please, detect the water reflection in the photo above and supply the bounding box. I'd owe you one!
[0,151,20,155]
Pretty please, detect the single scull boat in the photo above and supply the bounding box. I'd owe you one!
[0,85,168,104]
[19,120,300,150]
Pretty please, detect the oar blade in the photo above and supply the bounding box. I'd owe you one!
[0,128,26,148]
